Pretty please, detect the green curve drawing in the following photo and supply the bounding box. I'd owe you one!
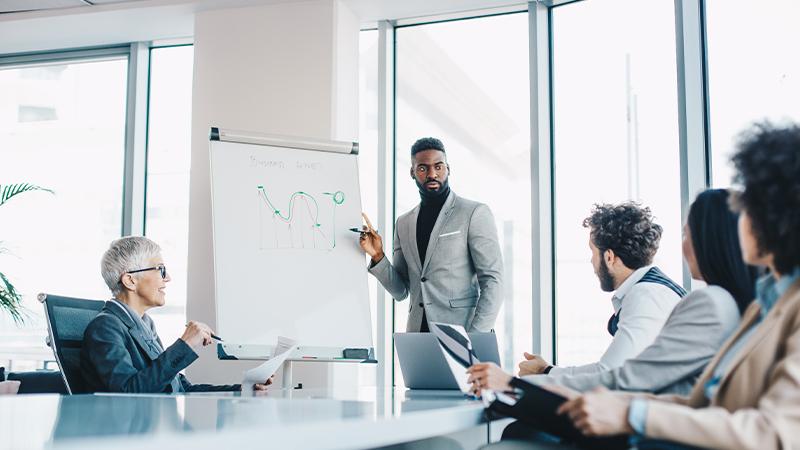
[257,185,345,250]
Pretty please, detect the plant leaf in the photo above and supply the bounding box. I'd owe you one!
[0,271,25,324]
[0,183,54,207]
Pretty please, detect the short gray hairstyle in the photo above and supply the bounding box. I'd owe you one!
[101,236,162,296]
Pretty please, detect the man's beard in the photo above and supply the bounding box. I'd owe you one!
[416,177,449,200]
[597,257,616,292]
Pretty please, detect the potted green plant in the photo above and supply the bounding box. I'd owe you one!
[0,183,54,324]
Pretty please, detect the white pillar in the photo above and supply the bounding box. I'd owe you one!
[186,0,360,385]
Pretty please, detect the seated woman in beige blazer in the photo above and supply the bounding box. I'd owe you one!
[549,123,800,450]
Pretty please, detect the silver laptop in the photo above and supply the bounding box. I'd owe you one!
[394,332,502,390]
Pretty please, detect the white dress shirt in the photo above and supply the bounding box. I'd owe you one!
[547,265,683,377]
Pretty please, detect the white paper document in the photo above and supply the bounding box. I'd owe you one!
[242,336,298,392]
[429,322,480,394]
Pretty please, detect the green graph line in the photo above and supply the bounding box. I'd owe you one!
[257,185,344,249]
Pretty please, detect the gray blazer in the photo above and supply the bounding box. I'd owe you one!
[530,285,742,395]
[369,191,503,332]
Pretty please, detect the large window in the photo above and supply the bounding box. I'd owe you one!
[0,56,128,369]
[144,45,194,345]
[395,13,532,378]
[552,0,683,366]
[706,0,800,187]
[5,0,785,382]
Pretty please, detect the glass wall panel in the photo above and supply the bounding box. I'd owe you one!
[359,30,379,228]
[395,13,531,382]
[552,0,682,365]
[706,0,800,187]
[358,29,380,385]
[0,57,128,368]
[144,45,194,345]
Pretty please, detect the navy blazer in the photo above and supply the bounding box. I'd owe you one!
[81,302,240,393]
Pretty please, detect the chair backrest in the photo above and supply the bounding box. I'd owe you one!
[38,293,105,394]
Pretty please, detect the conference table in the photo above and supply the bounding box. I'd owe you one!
[0,387,504,449]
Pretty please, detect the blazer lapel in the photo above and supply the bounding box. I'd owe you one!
[406,205,423,271]
[106,301,162,361]
[422,191,457,272]
[105,301,136,329]
[689,303,761,405]
[710,280,800,400]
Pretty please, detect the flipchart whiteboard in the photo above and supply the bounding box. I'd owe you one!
[209,138,373,356]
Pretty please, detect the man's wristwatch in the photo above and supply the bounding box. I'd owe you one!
[542,365,554,374]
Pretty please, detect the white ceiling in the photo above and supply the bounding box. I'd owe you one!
[0,0,145,14]
[0,0,527,55]
[0,0,525,17]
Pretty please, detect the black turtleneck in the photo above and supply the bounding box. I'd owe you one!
[416,184,450,332]
[417,185,449,264]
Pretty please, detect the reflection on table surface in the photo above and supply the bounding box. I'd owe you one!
[0,388,484,449]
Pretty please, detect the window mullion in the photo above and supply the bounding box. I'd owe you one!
[529,1,555,364]
[122,41,150,237]
[674,0,710,290]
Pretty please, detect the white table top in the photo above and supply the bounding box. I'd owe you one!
[0,388,489,450]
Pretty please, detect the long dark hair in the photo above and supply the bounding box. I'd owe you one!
[688,189,757,313]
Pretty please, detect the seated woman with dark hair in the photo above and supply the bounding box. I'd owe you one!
[530,189,757,395]
[470,188,758,443]
[480,122,800,450]
[471,188,757,399]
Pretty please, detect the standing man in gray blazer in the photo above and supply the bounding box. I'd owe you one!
[359,137,503,332]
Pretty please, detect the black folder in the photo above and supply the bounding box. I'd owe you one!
[488,377,629,449]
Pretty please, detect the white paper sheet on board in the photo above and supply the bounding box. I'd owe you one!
[241,336,298,391]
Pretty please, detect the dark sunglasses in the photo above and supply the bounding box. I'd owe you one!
[127,264,167,280]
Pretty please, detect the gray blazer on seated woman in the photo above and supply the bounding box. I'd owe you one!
[525,189,758,396]
[81,236,272,394]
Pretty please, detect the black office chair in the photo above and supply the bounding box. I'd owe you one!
[39,293,105,394]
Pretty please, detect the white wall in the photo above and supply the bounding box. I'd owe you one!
[186,0,361,385]
[0,0,521,55]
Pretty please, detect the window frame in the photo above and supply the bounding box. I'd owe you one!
[379,0,711,371]
[0,42,189,365]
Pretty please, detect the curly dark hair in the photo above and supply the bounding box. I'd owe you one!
[411,137,446,156]
[730,122,800,274]
[582,202,663,269]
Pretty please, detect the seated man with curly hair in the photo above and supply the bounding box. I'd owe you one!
[520,203,685,378]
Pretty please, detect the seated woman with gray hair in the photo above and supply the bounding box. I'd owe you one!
[81,236,272,393]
